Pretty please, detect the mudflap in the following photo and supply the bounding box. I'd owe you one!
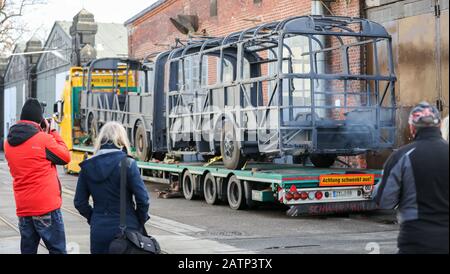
[286,200,378,217]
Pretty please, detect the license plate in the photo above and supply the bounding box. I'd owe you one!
[319,174,374,187]
[332,190,354,198]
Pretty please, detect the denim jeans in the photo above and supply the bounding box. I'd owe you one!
[18,209,67,254]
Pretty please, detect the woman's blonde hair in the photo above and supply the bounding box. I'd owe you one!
[94,121,131,155]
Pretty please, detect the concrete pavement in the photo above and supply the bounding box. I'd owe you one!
[0,152,399,254]
[0,153,252,254]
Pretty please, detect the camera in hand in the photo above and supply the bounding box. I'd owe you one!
[40,117,52,131]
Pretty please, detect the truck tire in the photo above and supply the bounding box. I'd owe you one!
[310,154,336,168]
[220,123,246,170]
[227,175,246,210]
[243,181,258,210]
[182,170,196,200]
[134,122,149,161]
[203,173,218,205]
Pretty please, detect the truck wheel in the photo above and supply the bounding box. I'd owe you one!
[203,173,218,205]
[182,171,196,200]
[134,122,149,161]
[220,123,246,170]
[310,154,337,168]
[227,175,246,210]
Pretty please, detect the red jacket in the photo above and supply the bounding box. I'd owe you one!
[4,120,71,217]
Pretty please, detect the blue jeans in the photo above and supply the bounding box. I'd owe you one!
[18,209,67,254]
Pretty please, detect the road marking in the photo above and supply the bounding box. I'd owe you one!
[154,235,252,254]
[149,216,205,235]
[63,187,205,235]
[0,215,19,233]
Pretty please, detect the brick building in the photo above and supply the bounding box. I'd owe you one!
[125,0,361,58]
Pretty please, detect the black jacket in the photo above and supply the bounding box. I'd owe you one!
[74,144,150,254]
[374,127,449,253]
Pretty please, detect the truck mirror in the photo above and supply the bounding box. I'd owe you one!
[53,100,64,124]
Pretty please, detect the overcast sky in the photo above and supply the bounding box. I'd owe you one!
[19,0,158,42]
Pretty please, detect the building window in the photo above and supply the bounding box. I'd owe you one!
[210,0,218,17]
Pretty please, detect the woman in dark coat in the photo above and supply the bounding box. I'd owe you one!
[74,121,150,254]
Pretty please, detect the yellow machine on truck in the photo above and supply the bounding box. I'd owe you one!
[54,64,137,173]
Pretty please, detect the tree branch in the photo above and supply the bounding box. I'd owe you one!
[1,0,47,54]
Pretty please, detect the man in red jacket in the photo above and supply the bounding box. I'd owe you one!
[4,98,71,254]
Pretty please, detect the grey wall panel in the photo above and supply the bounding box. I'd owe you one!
[36,65,71,116]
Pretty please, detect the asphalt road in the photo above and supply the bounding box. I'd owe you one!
[0,152,400,254]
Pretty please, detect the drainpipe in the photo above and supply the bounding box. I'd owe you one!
[311,1,326,119]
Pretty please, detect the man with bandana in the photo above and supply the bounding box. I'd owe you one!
[374,102,449,254]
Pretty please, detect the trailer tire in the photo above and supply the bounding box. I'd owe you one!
[182,171,196,200]
[243,181,258,210]
[227,175,246,210]
[203,173,218,205]
[220,123,246,170]
[310,154,336,168]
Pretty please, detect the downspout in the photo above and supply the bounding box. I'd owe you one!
[311,1,326,119]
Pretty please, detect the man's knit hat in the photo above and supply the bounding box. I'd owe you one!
[20,98,44,124]
[408,101,441,128]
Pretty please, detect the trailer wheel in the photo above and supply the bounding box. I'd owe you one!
[220,123,246,170]
[182,171,196,200]
[227,175,246,210]
[310,154,337,168]
[203,173,218,205]
[134,122,149,161]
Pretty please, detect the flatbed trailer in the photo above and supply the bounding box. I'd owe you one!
[72,145,380,216]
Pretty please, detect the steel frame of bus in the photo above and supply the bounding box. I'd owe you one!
[161,15,397,168]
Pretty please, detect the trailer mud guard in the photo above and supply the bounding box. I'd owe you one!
[286,201,378,217]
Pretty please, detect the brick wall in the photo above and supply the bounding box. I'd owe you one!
[128,0,362,59]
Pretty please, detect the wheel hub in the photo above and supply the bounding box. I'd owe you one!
[224,134,234,158]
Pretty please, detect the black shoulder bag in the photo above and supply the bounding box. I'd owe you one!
[109,157,161,254]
